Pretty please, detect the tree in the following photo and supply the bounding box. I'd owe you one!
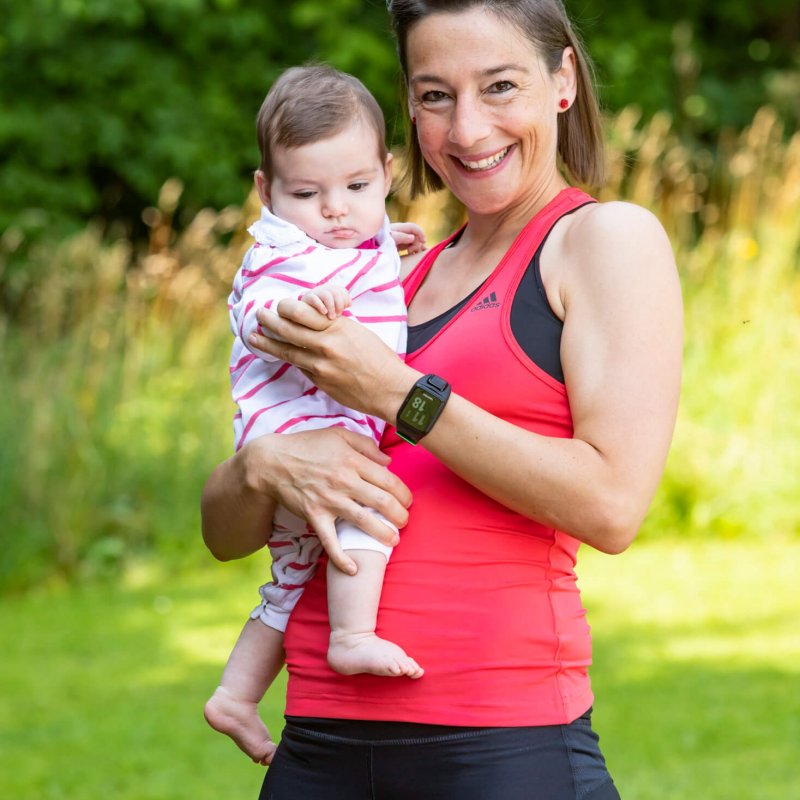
[1,0,796,300]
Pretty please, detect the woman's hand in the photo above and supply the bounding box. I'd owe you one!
[249,300,418,422]
[202,428,412,573]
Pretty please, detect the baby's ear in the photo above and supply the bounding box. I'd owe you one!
[383,152,394,197]
[254,170,271,208]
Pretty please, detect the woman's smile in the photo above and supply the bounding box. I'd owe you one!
[453,144,514,173]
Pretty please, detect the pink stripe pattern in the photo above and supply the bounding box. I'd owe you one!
[230,208,408,626]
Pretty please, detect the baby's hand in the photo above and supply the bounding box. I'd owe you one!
[390,221,427,255]
[301,285,352,320]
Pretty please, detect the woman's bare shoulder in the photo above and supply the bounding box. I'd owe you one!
[550,199,679,318]
[399,248,429,280]
[566,199,672,258]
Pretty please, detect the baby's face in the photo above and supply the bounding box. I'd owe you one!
[265,118,392,249]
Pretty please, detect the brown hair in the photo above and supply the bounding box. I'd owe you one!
[387,0,605,196]
[256,64,387,179]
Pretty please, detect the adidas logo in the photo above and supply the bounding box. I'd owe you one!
[470,291,500,311]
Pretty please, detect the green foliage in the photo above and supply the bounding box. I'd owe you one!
[0,0,396,310]
[1,0,797,300]
[577,0,800,135]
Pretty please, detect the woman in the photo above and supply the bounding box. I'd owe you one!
[202,1,683,797]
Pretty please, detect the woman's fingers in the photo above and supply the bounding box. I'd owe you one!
[309,513,358,575]
[341,499,402,548]
[267,298,333,333]
[250,302,335,366]
[262,428,412,553]
[340,430,412,528]
[336,428,393,467]
[305,491,401,570]
[356,464,411,529]
[318,434,409,538]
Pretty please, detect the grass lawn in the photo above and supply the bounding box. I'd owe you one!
[1,538,797,799]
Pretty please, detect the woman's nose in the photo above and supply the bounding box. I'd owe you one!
[448,97,491,148]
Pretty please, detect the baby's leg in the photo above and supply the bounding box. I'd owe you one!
[327,547,423,679]
[204,619,284,765]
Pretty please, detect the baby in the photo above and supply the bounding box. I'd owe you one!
[204,64,425,766]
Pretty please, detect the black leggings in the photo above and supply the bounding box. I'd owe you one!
[259,709,620,800]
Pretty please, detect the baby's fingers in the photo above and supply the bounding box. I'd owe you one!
[332,287,352,316]
[302,292,329,316]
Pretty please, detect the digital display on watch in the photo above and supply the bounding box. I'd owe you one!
[398,388,441,429]
[396,374,451,444]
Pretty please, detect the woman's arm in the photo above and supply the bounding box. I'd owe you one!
[201,441,277,562]
[428,204,681,552]
[251,202,682,554]
[201,428,411,571]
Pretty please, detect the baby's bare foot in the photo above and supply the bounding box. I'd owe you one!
[204,686,277,765]
[328,631,424,679]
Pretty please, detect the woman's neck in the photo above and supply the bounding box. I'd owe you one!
[459,174,570,259]
[407,174,572,324]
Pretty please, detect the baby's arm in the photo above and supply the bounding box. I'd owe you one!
[390,221,427,255]
[301,285,352,320]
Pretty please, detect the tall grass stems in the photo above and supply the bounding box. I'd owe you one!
[1,108,798,591]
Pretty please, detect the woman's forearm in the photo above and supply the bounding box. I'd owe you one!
[201,449,276,561]
[420,396,666,554]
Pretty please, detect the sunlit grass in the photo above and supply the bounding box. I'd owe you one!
[0,540,797,799]
[580,540,800,799]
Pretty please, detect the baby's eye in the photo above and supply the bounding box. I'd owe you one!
[292,190,315,199]
[348,182,368,192]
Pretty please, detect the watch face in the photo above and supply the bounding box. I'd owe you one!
[399,388,441,430]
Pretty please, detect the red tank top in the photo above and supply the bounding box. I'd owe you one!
[284,187,595,725]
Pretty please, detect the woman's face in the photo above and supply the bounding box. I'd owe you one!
[406,7,573,217]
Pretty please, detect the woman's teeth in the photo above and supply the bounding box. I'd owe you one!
[459,147,510,171]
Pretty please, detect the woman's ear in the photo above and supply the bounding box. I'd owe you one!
[254,170,271,208]
[555,46,578,106]
[383,152,394,197]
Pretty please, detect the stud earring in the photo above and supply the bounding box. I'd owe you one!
[559,99,569,110]
[411,116,416,124]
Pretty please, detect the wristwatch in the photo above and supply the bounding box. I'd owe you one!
[395,374,451,445]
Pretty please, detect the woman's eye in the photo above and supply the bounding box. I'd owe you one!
[488,81,515,94]
[420,90,448,104]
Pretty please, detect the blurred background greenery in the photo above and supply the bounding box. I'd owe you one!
[1,1,798,798]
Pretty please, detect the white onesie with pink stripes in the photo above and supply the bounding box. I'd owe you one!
[228,206,407,632]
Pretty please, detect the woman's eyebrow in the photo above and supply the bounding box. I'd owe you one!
[481,63,528,76]
[411,63,528,85]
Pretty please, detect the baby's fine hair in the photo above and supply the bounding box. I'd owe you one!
[256,64,388,179]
